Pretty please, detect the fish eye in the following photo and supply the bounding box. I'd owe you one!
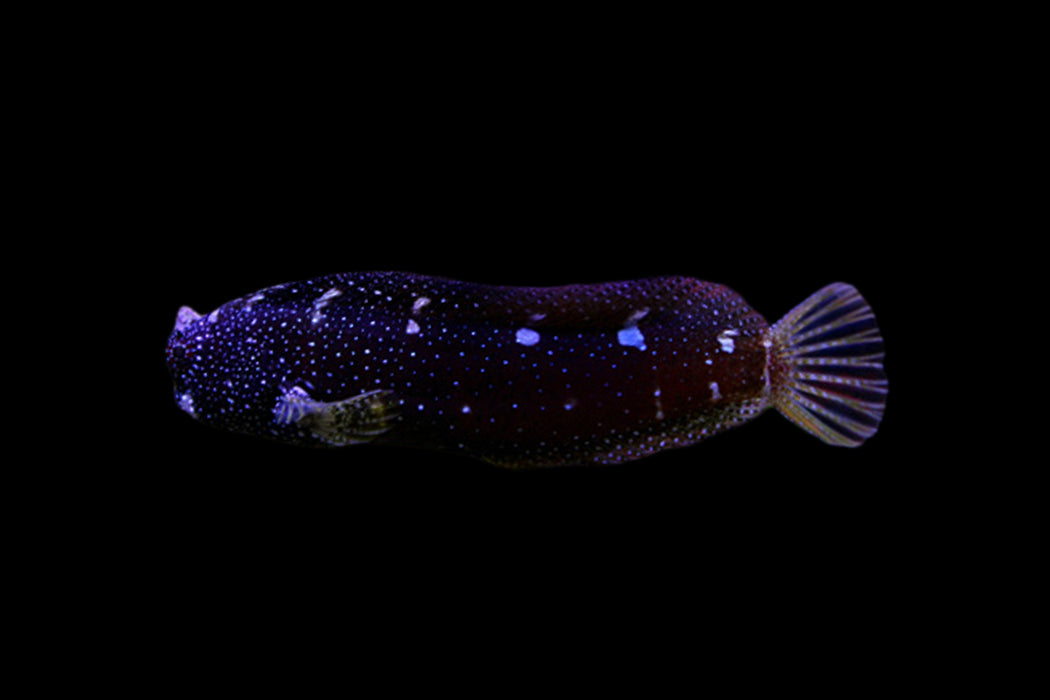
[165,337,196,370]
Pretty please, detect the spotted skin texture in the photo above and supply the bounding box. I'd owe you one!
[166,272,772,468]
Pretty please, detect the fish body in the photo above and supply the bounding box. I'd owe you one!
[166,272,886,467]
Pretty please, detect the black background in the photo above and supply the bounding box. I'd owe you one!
[131,80,918,576]
[82,17,945,679]
[134,53,914,526]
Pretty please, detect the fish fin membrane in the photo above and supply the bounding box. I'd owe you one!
[275,387,400,446]
[767,283,887,447]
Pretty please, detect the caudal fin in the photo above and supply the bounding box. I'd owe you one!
[766,283,887,446]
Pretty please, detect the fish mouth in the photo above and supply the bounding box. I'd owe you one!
[176,390,197,418]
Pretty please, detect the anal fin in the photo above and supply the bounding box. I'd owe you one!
[275,387,400,446]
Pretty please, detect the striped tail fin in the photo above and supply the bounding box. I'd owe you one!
[766,283,887,446]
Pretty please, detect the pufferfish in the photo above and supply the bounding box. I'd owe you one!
[165,272,887,468]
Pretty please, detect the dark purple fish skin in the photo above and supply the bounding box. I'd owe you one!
[166,271,772,467]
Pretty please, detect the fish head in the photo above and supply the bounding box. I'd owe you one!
[164,302,269,433]
[165,306,209,421]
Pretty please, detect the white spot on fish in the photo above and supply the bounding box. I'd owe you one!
[175,306,201,331]
[244,293,265,311]
[563,398,577,411]
[709,382,722,400]
[462,405,471,414]
[317,287,342,303]
[617,326,647,351]
[310,287,342,324]
[177,392,197,418]
[529,312,547,322]
[406,319,421,335]
[413,297,431,313]
[627,307,650,323]
[717,329,739,353]
[516,328,540,346]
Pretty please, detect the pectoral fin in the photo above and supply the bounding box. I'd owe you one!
[275,386,400,446]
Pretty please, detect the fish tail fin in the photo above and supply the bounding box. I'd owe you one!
[765,283,887,446]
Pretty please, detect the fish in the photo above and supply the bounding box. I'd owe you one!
[165,272,887,468]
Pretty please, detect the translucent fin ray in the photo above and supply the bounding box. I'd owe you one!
[274,387,400,446]
[767,283,887,447]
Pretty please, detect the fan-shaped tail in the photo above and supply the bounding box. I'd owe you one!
[766,283,887,446]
